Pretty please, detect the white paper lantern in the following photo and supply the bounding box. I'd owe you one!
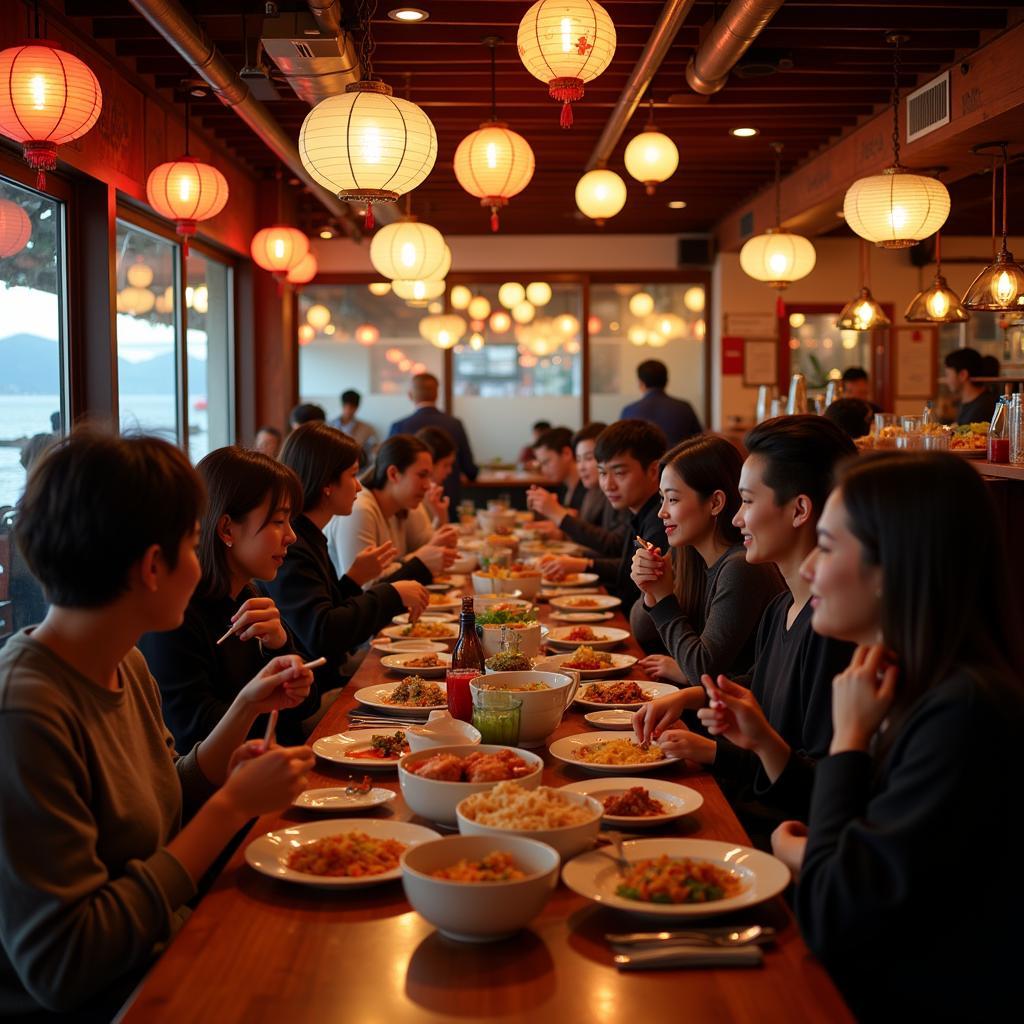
[467,295,492,320]
[844,169,950,249]
[624,129,679,194]
[453,121,535,230]
[393,278,446,302]
[628,291,654,317]
[512,300,536,324]
[575,168,626,226]
[490,310,512,333]
[370,218,447,282]
[498,282,526,308]
[525,282,552,306]
[739,229,817,289]
[306,304,332,330]
[683,286,705,312]
[450,284,473,309]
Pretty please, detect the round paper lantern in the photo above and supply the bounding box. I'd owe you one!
[393,278,446,302]
[298,324,315,345]
[306,304,332,331]
[469,331,485,351]
[190,285,208,315]
[627,324,647,346]
[126,260,153,289]
[517,0,617,128]
[120,286,155,316]
[467,295,491,320]
[575,168,626,226]
[683,286,705,313]
[739,229,817,289]
[512,300,535,324]
[0,42,102,187]
[652,313,685,340]
[624,129,679,194]
[554,313,579,337]
[370,218,447,281]
[0,199,31,257]
[525,281,552,306]
[498,281,526,308]
[355,323,381,346]
[286,251,318,286]
[299,80,437,228]
[146,156,229,249]
[453,121,535,231]
[646,328,669,348]
[843,169,950,249]
[368,281,392,296]
[450,284,472,309]
[418,314,466,349]
[628,291,654,317]
[251,227,309,276]
[489,310,512,333]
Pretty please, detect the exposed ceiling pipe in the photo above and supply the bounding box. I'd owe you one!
[307,0,343,35]
[686,0,785,96]
[586,0,699,172]
[126,0,363,240]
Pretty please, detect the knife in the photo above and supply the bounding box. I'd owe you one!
[614,945,764,970]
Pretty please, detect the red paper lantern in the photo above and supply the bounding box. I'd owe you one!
[0,199,31,258]
[146,157,229,254]
[286,250,318,286]
[0,42,103,188]
[250,227,309,276]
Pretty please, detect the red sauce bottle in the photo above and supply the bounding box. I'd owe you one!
[447,596,484,722]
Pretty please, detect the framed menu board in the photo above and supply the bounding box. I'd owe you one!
[894,326,936,398]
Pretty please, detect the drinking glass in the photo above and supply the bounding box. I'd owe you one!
[471,690,522,745]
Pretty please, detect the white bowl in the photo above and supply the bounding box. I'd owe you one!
[470,670,579,747]
[456,788,602,862]
[479,620,542,658]
[406,714,482,753]
[477,509,518,533]
[449,553,479,574]
[401,834,559,942]
[398,743,544,826]
[471,572,542,600]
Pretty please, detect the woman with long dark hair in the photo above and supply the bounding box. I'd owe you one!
[629,434,784,692]
[415,425,457,528]
[140,447,319,751]
[705,452,1024,1017]
[324,433,458,587]
[264,423,428,682]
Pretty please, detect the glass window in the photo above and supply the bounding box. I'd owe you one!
[786,312,873,392]
[0,174,67,643]
[451,281,583,466]
[115,222,180,442]
[185,251,233,460]
[590,281,706,427]
[296,283,443,446]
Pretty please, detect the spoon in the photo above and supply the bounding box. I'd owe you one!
[607,926,774,948]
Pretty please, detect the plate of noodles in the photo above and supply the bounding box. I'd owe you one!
[561,838,790,918]
[547,732,678,774]
[245,819,441,889]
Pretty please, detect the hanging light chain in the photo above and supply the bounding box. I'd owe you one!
[490,40,498,121]
[357,0,378,81]
[1000,143,1009,246]
[890,35,902,167]
[770,141,783,228]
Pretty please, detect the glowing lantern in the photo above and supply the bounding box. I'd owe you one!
[0,42,102,188]
[517,0,617,128]
[469,331,485,351]
[467,295,491,320]
[628,291,654,317]
[740,230,817,289]
[298,80,437,229]
[306,304,332,331]
[393,278,446,302]
[368,281,392,296]
[587,314,602,334]
[251,227,309,276]
[489,310,512,333]
[398,358,413,372]
[126,260,153,289]
[386,348,403,363]
[298,324,315,345]
[627,325,647,347]
[119,287,156,317]
[575,168,626,226]
[419,314,466,349]
[653,313,685,340]
[146,157,229,253]
[683,286,705,312]
[512,301,535,324]
[498,282,526,308]
[453,121,535,231]
[525,282,552,306]
[370,218,447,282]
[355,323,381,346]
[0,199,31,257]
[286,251,318,286]
[624,128,679,195]
[450,285,472,309]
[554,314,579,337]
[191,285,208,315]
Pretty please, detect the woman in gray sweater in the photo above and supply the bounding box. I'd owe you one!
[0,433,315,1018]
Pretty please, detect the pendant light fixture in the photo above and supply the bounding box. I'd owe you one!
[843,35,949,249]
[0,199,32,258]
[575,166,627,226]
[963,143,1024,312]
[905,171,969,323]
[837,240,891,331]
[454,37,535,232]
[740,142,816,289]
[0,6,102,190]
[146,93,229,257]
[250,171,310,278]
[286,250,318,287]
[298,4,436,230]
[517,0,616,128]
[623,94,678,196]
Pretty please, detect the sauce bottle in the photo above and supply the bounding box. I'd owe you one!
[446,596,484,722]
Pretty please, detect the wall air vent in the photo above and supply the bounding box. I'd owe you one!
[906,71,950,144]
[739,210,754,239]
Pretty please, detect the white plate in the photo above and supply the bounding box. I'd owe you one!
[574,679,678,710]
[391,611,458,625]
[428,574,467,591]
[549,610,616,624]
[548,594,622,613]
[313,730,412,768]
[354,680,449,716]
[559,777,703,828]
[545,626,631,651]
[548,732,678,775]
[583,709,635,730]
[380,623,459,644]
[541,572,599,587]
[425,591,464,612]
[540,651,637,679]
[561,838,790,918]
[370,638,447,654]
[380,652,452,677]
[293,787,397,813]
[245,818,441,889]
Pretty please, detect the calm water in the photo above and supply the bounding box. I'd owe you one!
[0,394,207,508]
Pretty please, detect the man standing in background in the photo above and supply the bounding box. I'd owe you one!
[330,389,378,465]
[621,359,702,447]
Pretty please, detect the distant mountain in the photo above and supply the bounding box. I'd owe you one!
[0,333,207,394]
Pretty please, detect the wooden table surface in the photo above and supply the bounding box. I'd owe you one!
[120,595,850,1024]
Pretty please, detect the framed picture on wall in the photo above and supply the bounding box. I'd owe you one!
[743,340,777,386]
[893,325,936,399]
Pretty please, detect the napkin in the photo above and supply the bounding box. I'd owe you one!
[613,945,764,970]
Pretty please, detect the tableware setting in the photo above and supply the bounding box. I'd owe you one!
[548,731,679,775]
[245,818,442,890]
[573,678,677,709]
[584,709,635,730]
[548,610,616,624]
[292,787,397,813]
[391,611,458,625]
[405,710,482,752]
[353,680,449,716]
[535,652,638,680]
[312,729,411,769]
[544,625,631,651]
[540,571,599,588]
[559,777,704,828]
[379,622,460,646]
[469,670,579,747]
[548,594,622,613]
[370,638,447,654]
[379,651,452,677]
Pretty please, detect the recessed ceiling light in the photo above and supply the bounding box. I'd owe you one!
[319,228,334,239]
[667,200,687,210]
[730,127,759,138]
[388,7,429,22]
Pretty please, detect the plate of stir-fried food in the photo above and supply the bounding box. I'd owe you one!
[245,819,440,889]
[545,625,630,650]
[379,651,452,677]
[354,676,449,716]
[312,730,412,768]
[560,777,703,827]
[573,679,678,709]
[543,648,637,678]
[548,732,678,774]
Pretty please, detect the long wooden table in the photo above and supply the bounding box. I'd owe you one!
[120,597,851,1024]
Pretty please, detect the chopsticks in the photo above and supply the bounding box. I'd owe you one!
[635,534,655,552]
[262,710,278,749]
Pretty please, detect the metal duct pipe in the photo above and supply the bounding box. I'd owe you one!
[586,0,699,172]
[685,0,784,96]
[307,0,343,35]
[126,0,362,239]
